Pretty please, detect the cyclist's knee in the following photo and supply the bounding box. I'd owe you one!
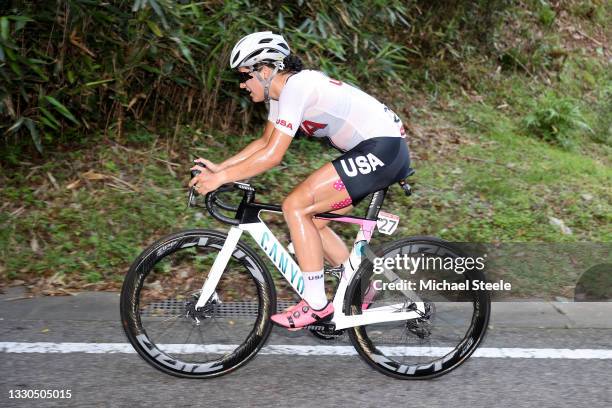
[282,190,313,219]
[282,194,303,218]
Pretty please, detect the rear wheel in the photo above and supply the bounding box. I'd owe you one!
[346,236,490,379]
[120,229,275,378]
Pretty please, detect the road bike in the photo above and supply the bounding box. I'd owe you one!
[120,167,490,379]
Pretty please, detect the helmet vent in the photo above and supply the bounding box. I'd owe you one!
[244,49,264,61]
[259,38,273,44]
[232,51,241,64]
[277,42,289,50]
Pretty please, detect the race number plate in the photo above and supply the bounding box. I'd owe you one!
[377,211,400,235]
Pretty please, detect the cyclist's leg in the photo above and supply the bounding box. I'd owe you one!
[274,137,410,328]
[282,162,353,273]
[271,163,352,327]
[313,208,351,266]
[274,212,349,316]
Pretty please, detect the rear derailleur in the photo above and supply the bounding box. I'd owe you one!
[405,300,435,339]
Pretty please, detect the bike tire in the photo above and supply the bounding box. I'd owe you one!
[120,229,275,378]
[345,236,490,380]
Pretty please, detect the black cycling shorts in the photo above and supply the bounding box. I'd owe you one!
[332,137,411,204]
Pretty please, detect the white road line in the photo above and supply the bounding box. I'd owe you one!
[1,342,612,359]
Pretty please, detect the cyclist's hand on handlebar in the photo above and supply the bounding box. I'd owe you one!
[193,158,222,173]
[189,165,224,196]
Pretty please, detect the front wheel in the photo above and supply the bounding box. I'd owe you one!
[345,236,490,379]
[120,229,276,378]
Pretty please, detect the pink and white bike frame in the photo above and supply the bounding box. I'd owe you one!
[195,213,425,330]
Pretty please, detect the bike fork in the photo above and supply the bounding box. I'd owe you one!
[194,226,243,310]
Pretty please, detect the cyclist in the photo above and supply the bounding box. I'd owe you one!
[190,31,411,329]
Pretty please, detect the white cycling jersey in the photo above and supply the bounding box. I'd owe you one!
[267,70,405,152]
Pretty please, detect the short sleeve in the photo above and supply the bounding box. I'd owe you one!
[273,79,314,137]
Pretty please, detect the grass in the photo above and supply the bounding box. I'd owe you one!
[2,75,611,297]
[1,105,609,297]
[1,1,610,298]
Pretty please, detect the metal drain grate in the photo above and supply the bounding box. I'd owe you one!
[141,299,296,317]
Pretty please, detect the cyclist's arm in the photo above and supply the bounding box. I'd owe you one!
[217,121,275,170]
[218,128,291,183]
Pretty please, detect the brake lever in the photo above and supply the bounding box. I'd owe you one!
[187,161,205,208]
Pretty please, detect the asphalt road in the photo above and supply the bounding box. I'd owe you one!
[1,288,611,408]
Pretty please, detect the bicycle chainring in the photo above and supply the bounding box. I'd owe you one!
[307,321,345,340]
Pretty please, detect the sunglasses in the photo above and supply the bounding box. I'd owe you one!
[236,70,254,83]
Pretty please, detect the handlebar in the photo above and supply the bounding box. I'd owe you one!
[188,161,245,225]
[204,184,243,225]
[188,164,254,225]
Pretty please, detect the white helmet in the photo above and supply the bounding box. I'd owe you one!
[230,31,290,69]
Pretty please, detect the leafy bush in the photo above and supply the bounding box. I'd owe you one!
[1,0,511,158]
[523,91,592,149]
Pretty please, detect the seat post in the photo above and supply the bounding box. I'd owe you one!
[365,188,387,220]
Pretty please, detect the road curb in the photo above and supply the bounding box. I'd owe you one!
[1,286,611,328]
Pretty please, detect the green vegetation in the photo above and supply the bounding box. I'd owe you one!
[1,0,510,157]
[1,0,610,297]
[523,91,592,149]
